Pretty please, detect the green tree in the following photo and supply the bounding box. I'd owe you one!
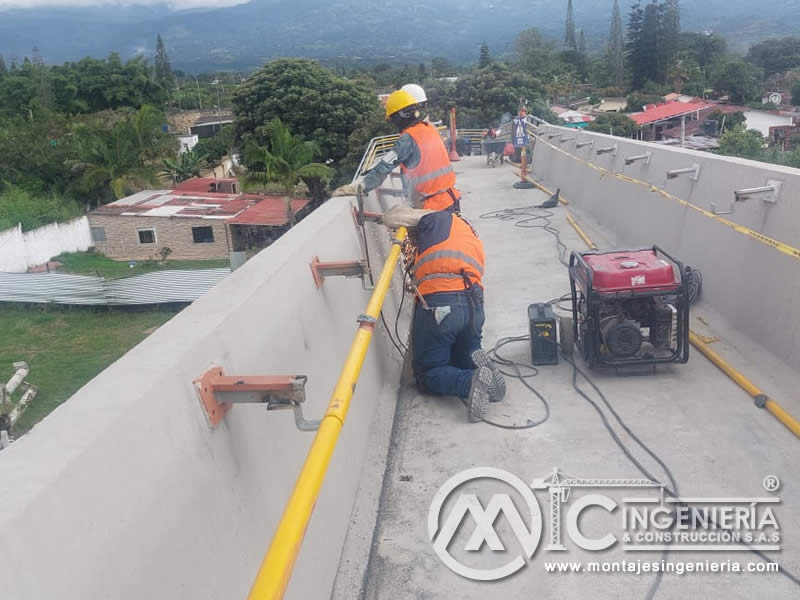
[232,58,378,181]
[660,0,681,84]
[625,90,665,112]
[68,124,157,204]
[579,30,586,54]
[431,57,453,77]
[711,59,761,104]
[548,70,580,104]
[565,0,577,50]
[478,43,492,69]
[417,63,427,80]
[0,55,6,79]
[746,37,800,78]
[160,149,209,184]
[586,112,638,137]
[515,28,562,78]
[640,2,662,83]
[0,185,80,232]
[66,106,172,204]
[792,81,800,106]
[626,2,646,89]
[706,110,745,134]
[195,124,235,161]
[668,55,702,94]
[678,32,727,70]
[718,125,764,160]
[244,118,334,224]
[428,62,547,128]
[606,0,625,90]
[154,34,174,88]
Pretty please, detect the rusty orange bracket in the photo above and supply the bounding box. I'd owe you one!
[350,205,383,227]
[194,367,305,427]
[309,256,369,289]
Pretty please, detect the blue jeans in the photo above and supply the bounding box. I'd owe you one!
[411,290,485,398]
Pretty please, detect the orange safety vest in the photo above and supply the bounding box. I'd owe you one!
[414,215,485,296]
[401,122,460,211]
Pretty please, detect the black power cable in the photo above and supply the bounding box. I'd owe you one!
[480,204,570,267]
[477,199,800,595]
[359,218,407,357]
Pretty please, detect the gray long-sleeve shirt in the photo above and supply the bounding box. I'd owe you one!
[362,132,421,194]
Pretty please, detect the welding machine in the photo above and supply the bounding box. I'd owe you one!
[528,303,559,365]
[568,246,690,369]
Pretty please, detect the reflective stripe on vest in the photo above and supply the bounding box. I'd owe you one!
[405,164,454,191]
[414,249,484,277]
[413,215,485,296]
[401,123,457,209]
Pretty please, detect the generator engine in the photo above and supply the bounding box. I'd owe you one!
[568,246,690,368]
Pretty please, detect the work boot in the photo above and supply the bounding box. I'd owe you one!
[467,367,492,423]
[472,349,506,402]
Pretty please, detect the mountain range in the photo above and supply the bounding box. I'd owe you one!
[1,0,799,72]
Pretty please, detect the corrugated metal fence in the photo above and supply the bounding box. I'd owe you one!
[0,269,230,305]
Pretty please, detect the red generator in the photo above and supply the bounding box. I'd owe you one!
[568,246,690,369]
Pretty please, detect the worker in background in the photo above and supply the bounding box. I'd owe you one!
[382,204,506,422]
[362,88,461,213]
[511,106,529,163]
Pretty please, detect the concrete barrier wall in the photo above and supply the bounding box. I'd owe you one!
[0,216,92,273]
[531,125,800,370]
[0,197,407,599]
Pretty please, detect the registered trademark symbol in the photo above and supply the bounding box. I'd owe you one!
[763,475,781,492]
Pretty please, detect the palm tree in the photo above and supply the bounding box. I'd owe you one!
[244,117,334,227]
[67,121,158,204]
[161,148,210,185]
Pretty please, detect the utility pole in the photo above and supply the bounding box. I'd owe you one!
[194,75,203,110]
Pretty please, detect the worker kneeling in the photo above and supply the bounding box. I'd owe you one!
[384,205,506,422]
[363,88,461,213]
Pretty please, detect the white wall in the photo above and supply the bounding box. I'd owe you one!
[0,197,406,599]
[531,124,800,369]
[0,217,92,273]
[178,134,199,154]
[743,110,794,136]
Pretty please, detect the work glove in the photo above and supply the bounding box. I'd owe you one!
[382,205,434,229]
[330,183,358,197]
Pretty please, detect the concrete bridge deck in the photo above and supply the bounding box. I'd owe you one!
[359,156,800,600]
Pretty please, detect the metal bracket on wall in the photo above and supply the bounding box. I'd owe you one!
[310,256,371,290]
[596,144,618,156]
[376,187,404,201]
[712,180,782,215]
[624,152,652,166]
[666,163,701,181]
[547,133,562,140]
[194,367,317,430]
[558,135,577,143]
[575,140,594,149]
[351,205,383,226]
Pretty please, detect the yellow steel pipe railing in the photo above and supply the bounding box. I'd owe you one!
[247,226,408,600]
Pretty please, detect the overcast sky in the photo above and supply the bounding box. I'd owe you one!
[0,0,245,8]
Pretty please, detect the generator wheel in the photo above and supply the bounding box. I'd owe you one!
[559,316,575,356]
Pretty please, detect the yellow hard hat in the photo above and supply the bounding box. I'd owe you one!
[384,89,418,120]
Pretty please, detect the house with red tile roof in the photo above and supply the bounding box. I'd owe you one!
[88,180,311,261]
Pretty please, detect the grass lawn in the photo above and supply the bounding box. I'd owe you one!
[0,304,180,434]
[55,251,230,279]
